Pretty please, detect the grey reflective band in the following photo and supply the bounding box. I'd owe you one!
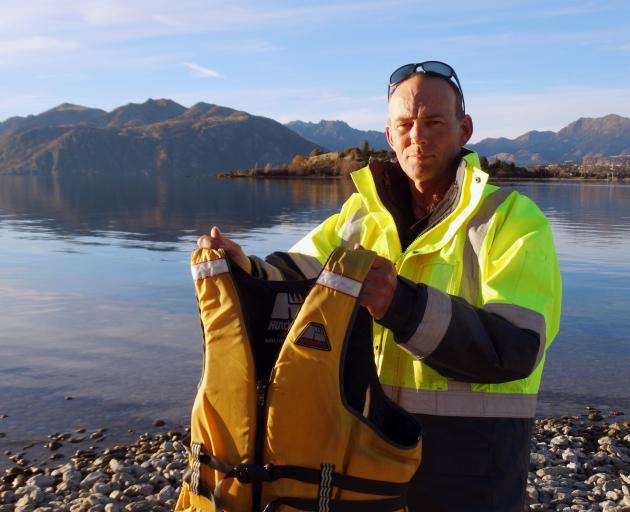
[317,270,362,297]
[459,188,514,305]
[425,159,466,230]
[288,252,324,279]
[485,303,547,367]
[190,442,202,495]
[317,463,334,512]
[191,258,230,280]
[382,383,538,418]
[339,204,367,248]
[399,287,452,359]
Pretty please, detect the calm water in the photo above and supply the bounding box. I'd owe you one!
[1,176,629,463]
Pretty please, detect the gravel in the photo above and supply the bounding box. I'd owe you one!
[1,409,629,511]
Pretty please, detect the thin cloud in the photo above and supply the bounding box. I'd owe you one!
[184,63,225,78]
[205,41,278,54]
[0,36,79,56]
[0,1,406,40]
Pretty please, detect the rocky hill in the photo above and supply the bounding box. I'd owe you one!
[0,100,320,175]
[469,114,630,165]
[285,120,389,151]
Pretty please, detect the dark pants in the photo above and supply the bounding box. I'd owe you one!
[406,414,532,512]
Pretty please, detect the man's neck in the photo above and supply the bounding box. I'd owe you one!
[408,161,459,220]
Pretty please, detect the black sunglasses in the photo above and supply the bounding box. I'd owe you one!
[387,61,465,113]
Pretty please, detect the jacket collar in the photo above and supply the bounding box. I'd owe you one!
[351,149,489,255]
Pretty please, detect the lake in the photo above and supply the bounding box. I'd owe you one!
[1,176,629,462]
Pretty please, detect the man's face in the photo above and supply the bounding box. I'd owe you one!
[385,74,473,187]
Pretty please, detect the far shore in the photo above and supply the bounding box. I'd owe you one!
[218,170,630,183]
[217,150,630,182]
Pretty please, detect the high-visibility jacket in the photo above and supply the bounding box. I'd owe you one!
[176,247,422,512]
[289,151,562,418]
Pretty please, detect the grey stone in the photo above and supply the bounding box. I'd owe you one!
[124,501,150,512]
[123,484,153,497]
[0,490,14,503]
[92,483,111,495]
[550,435,570,447]
[605,490,619,500]
[602,479,621,493]
[80,472,108,490]
[157,485,176,503]
[26,475,56,489]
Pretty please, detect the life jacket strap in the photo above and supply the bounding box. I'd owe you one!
[186,445,410,510]
[196,450,409,495]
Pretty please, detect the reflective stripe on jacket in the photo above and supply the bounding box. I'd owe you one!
[289,151,562,419]
[176,247,422,512]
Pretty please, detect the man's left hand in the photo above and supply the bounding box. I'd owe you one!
[354,244,397,320]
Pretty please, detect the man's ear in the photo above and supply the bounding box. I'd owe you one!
[459,114,473,145]
[385,124,396,150]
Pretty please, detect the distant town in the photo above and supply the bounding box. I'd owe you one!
[538,155,630,180]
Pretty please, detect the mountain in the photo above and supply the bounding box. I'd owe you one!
[0,100,321,175]
[469,114,630,165]
[285,120,389,151]
[0,103,107,137]
[104,98,186,128]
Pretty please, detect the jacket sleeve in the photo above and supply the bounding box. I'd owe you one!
[250,193,364,280]
[378,192,562,384]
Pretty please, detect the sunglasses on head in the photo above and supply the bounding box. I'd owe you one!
[387,61,465,113]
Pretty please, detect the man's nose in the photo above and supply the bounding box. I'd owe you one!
[410,120,426,145]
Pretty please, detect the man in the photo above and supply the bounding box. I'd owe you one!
[198,61,562,511]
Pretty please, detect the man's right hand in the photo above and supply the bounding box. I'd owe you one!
[197,226,252,274]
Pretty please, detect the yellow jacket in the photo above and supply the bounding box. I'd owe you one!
[288,151,562,418]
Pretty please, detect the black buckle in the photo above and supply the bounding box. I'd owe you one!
[232,463,274,484]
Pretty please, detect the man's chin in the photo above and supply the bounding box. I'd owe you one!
[403,162,437,180]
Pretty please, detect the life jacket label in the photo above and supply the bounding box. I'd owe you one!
[265,292,305,344]
[294,322,331,351]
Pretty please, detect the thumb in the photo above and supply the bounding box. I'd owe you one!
[210,226,223,240]
[354,243,365,250]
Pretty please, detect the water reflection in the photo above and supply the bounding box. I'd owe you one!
[0,177,629,456]
[0,176,355,247]
[502,181,630,269]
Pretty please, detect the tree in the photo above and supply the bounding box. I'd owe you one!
[359,140,371,160]
[291,155,307,172]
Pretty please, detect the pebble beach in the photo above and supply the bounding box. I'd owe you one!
[1,409,629,512]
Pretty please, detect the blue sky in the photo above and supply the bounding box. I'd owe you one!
[1,0,629,142]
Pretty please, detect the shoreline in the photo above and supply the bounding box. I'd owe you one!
[1,409,628,511]
[217,172,630,183]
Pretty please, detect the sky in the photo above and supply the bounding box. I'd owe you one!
[1,0,629,142]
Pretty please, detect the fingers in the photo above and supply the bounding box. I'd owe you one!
[197,226,225,249]
[210,226,223,240]
[196,226,252,274]
[358,255,397,320]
